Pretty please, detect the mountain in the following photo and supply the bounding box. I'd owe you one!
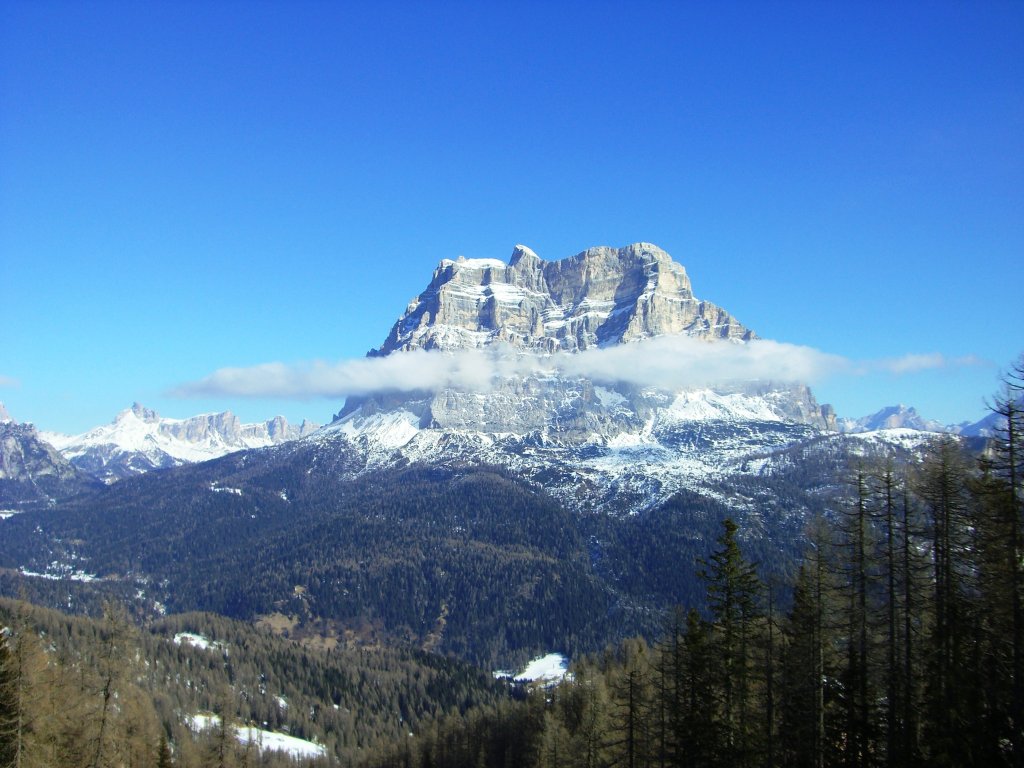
[42,403,319,482]
[334,243,834,515]
[0,244,948,666]
[1,418,89,506]
[837,403,948,434]
[0,401,11,422]
[377,243,755,355]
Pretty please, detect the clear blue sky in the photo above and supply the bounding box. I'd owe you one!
[2,0,1022,434]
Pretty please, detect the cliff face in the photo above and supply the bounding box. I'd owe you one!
[42,404,321,482]
[0,420,87,505]
[377,243,755,355]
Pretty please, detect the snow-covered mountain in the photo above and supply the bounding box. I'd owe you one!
[321,243,839,514]
[377,242,755,355]
[43,403,319,482]
[837,404,948,434]
[1,416,86,505]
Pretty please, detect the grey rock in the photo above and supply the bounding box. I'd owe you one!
[377,243,755,355]
[46,405,321,482]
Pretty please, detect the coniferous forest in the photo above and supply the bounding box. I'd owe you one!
[367,361,1024,767]
[1,360,1022,766]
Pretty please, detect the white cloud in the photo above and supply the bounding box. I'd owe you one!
[173,340,989,403]
[172,337,848,400]
[0,374,19,388]
[869,353,987,375]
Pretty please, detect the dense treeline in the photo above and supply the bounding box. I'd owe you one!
[0,599,511,766]
[0,450,827,667]
[366,361,1024,767]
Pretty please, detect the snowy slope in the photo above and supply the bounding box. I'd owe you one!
[42,403,318,482]
[318,379,824,516]
[837,404,947,434]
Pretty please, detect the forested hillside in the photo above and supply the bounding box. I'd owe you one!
[366,366,1024,767]
[0,437,861,667]
[0,599,510,765]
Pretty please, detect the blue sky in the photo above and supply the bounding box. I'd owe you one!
[2,0,1022,434]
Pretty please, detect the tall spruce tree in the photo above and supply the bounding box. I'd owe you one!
[986,356,1024,765]
[916,435,977,766]
[0,633,16,768]
[701,518,763,768]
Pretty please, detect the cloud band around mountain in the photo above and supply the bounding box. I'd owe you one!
[171,337,869,400]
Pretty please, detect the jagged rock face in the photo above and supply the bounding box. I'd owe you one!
[0,421,85,504]
[43,404,321,482]
[0,422,76,482]
[377,243,755,355]
[327,242,836,514]
[838,404,946,434]
[329,378,835,515]
[0,402,11,423]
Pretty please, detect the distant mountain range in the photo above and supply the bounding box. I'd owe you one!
[0,243,1001,508]
[38,403,319,483]
[0,242,1010,668]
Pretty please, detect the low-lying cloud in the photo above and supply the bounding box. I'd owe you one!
[171,337,868,401]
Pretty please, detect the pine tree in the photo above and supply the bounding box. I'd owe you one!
[606,639,653,768]
[156,735,173,768]
[700,519,763,767]
[779,518,841,768]
[984,356,1024,765]
[0,632,17,768]
[916,435,977,766]
[837,466,877,768]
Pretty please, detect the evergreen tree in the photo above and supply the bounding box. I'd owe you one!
[779,518,841,768]
[700,519,763,767]
[983,356,1024,765]
[156,735,173,768]
[916,435,977,766]
[0,633,16,768]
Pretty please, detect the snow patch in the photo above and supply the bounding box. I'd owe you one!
[188,714,326,759]
[593,386,627,409]
[495,653,571,685]
[330,409,420,449]
[173,632,226,652]
[209,483,242,496]
[19,566,97,582]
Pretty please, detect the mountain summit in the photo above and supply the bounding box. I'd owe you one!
[42,404,319,482]
[330,243,831,514]
[377,243,755,356]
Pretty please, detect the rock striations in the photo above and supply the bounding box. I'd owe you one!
[328,243,835,514]
[43,403,319,482]
[377,243,755,356]
[1,418,86,505]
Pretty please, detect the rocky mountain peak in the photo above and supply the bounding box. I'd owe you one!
[127,402,161,424]
[376,243,755,356]
[1,419,83,503]
[838,404,947,434]
[0,402,11,423]
[42,406,322,483]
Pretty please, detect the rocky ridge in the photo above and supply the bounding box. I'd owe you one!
[43,403,319,482]
[838,404,947,434]
[377,243,755,355]
[328,243,836,514]
[1,419,86,505]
